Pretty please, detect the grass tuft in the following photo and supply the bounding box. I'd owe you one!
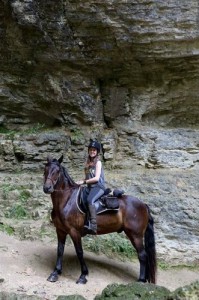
[0,223,15,235]
[83,233,137,261]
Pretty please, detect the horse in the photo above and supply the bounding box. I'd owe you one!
[43,155,157,285]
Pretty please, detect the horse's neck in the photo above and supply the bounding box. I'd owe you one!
[51,179,79,208]
[55,171,69,190]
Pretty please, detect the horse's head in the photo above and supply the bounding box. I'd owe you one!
[43,155,63,194]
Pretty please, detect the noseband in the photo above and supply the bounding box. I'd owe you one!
[44,164,62,190]
[46,174,60,187]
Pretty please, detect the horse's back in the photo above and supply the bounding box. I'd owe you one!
[119,194,147,210]
[119,194,149,232]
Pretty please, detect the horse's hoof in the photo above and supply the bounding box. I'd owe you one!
[47,273,59,282]
[137,278,146,283]
[76,276,87,284]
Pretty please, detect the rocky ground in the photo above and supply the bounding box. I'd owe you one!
[0,232,198,300]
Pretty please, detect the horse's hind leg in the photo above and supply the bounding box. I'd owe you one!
[47,229,66,282]
[70,231,88,284]
[125,231,147,282]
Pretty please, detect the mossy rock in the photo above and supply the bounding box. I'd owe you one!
[171,280,199,299]
[56,296,86,300]
[94,282,170,300]
[0,292,41,300]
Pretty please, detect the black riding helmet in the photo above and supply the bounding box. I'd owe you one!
[88,140,101,153]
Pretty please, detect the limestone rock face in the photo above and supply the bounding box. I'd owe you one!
[0,1,199,264]
[1,0,199,128]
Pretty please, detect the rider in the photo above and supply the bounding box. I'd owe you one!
[77,140,106,235]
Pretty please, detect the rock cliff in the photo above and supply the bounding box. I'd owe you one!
[0,0,199,264]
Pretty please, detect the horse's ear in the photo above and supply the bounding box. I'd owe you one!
[58,155,63,164]
[47,156,52,163]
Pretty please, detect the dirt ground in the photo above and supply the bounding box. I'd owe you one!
[0,232,198,300]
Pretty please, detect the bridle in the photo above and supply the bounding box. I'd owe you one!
[44,164,79,192]
[44,164,62,190]
[46,175,60,188]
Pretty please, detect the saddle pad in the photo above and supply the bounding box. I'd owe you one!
[96,202,119,215]
[100,196,119,209]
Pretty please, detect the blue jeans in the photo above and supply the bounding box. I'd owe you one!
[84,186,104,206]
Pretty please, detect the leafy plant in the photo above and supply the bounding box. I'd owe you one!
[2,185,31,219]
[0,223,14,235]
[23,123,45,134]
[158,261,170,270]
[19,190,31,203]
[70,128,84,144]
[5,204,28,219]
[2,184,16,200]
[0,126,16,139]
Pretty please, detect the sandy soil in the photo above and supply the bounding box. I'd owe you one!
[0,232,198,300]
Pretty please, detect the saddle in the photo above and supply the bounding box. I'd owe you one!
[77,188,125,215]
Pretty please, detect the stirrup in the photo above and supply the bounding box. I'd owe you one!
[84,223,97,235]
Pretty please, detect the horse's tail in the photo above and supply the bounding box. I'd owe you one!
[144,205,157,284]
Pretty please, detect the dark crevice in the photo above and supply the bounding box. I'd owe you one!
[15,152,25,162]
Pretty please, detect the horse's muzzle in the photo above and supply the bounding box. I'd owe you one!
[43,185,54,194]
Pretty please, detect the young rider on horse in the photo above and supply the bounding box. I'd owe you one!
[77,140,106,235]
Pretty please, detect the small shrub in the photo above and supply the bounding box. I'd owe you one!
[19,189,31,203]
[0,126,16,139]
[1,185,31,220]
[0,223,14,235]
[2,184,16,200]
[70,128,84,144]
[5,204,28,219]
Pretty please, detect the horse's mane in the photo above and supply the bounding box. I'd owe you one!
[62,165,78,187]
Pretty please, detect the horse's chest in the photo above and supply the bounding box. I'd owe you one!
[52,213,71,230]
[52,205,77,230]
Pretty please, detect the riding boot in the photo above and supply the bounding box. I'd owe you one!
[84,204,97,235]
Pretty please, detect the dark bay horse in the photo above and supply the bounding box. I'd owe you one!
[43,155,157,284]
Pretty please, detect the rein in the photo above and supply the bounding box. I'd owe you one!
[53,186,79,192]
[46,165,79,192]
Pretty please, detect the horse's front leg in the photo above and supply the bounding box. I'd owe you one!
[47,229,67,282]
[70,230,88,284]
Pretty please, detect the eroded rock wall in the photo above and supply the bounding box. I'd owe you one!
[0,0,199,264]
[1,0,199,128]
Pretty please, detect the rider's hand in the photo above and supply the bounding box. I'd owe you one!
[76,180,84,185]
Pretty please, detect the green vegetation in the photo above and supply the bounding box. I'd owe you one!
[19,189,31,203]
[0,223,14,235]
[70,128,84,144]
[23,123,45,134]
[38,222,56,240]
[0,126,16,139]
[0,123,45,139]
[83,233,137,261]
[2,184,31,201]
[5,204,28,219]
[2,183,16,200]
[1,184,31,219]
[158,260,170,270]
[158,260,198,271]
